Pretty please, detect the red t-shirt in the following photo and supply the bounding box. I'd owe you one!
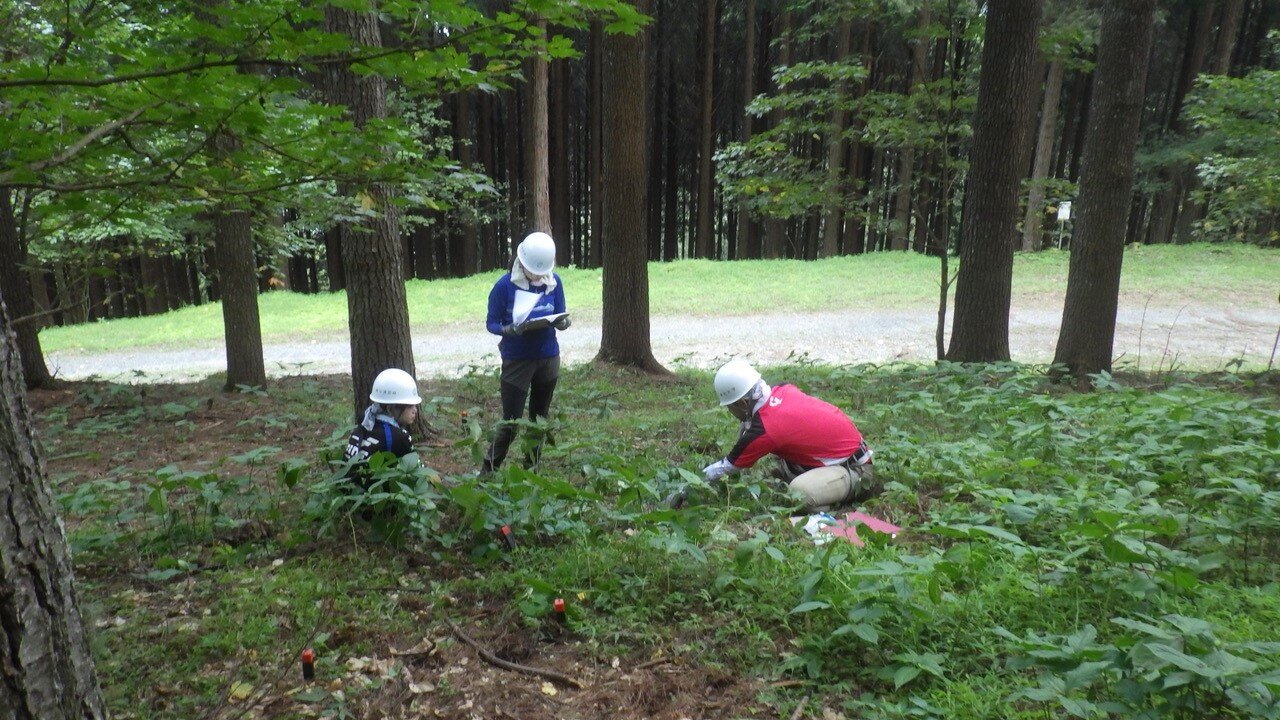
[726,384,864,470]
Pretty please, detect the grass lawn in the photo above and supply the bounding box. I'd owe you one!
[35,360,1280,719]
[39,243,1280,353]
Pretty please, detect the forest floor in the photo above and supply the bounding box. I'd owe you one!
[33,360,1280,719]
[45,290,1280,382]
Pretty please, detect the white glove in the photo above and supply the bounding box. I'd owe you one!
[702,458,735,483]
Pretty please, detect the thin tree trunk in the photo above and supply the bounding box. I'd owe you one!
[1053,0,1157,382]
[526,16,551,233]
[588,22,604,268]
[735,0,759,260]
[597,0,666,373]
[550,57,571,264]
[946,0,1043,363]
[455,93,479,276]
[0,283,106,719]
[1021,57,1066,252]
[0,190,51,389]
[1146,3,1214,245]
[323,3,418,423]
[694,0,719,259]
[890,9,932,252]
[821,19,854,258]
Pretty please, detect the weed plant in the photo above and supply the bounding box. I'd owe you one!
[41,363,1280,718]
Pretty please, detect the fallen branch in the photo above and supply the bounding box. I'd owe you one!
[634,656,672,671]
[445,617,584,690]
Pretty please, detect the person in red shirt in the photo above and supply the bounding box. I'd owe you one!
[701,359,878,511]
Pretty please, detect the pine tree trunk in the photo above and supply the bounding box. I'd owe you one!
[597,0,666,373]
[0,190,51,389]
[323,3,418,422]
[946,0,1043,363]
[1021,57,1066,252]
[455,93,479,276]
[0,285,106,719]
[694,0,719,259]
[1053,0,1157,383]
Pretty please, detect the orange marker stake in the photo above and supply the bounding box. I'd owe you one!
[301,648,315,681]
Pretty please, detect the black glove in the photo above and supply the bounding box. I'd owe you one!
[552,316,571,331]
[501,323,524,338]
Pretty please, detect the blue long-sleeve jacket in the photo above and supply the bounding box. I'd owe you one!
[486,273,566,360]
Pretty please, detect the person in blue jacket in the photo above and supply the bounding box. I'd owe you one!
[483,231,571,472]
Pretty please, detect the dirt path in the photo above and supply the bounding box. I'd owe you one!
[46,295,1278,382]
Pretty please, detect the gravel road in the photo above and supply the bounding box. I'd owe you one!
[46,297,1278,383]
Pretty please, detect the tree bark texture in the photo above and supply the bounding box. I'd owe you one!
[945,0,1044,363]
[0,190,51,389]
[550,58,571,265]
[890,9,932,253]
[323,4,418,422]
[597,0,665,372]
[0,286,106,719]
[1021,57,1066,252]
[1053,0,1157,382]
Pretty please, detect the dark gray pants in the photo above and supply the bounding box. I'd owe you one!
[483,356,560,472]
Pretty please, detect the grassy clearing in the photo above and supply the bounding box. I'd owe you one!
[39,243,1279,353]
[36,360,1280,719]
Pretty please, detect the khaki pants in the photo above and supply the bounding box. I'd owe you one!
[783,460,877,512]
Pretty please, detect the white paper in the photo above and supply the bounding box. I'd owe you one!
[512,290,540,325]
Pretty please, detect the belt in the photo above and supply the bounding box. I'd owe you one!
[846,444,871,466]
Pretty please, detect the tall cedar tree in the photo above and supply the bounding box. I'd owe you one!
[945,0,1043,363]
[0,190,52,389]
[526,15,552,235]
[597,0,667,373]
[323,4,419,423]
[1053,0,1157,382]
[211,131,267,390]
[0,285,106,718]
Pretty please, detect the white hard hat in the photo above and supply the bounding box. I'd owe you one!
[369,368,422,405]
[517,231,557,276]
[714,360,762,406]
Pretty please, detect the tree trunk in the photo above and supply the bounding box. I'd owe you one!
[946,0,1043,363]
[211,132,267,391]
[890,9,932,252]
[1145,2,1213,245]
[694,0,719,259]
[455,93,479,276]
[821,19,854,258]
[323,3,419,423]
[1053,0,1157,383]
[735,0,759,259]
[526,16,551,233]
[589,21,605,268]
[550,58,571,264]
[0,190,51,389]
[597,0,667,373]
[0,285,106,719]
[1211,0,1246,75]
[1021,57,1066,252]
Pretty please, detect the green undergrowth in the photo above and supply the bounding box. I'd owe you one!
[39,243,1278,353]
[43,362,1280,719]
